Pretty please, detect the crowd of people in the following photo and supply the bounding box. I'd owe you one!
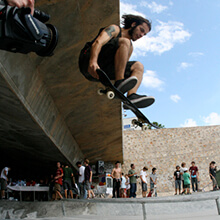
[111,162,157,198]
[0,160,218,201]
[173,161,218,195]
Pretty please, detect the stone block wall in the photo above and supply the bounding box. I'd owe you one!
[122,125,220,194]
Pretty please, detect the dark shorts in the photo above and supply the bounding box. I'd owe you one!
[142,182,148,192]
[175,180,182,189]
[184,184,190,189]
[0,178,7,190]
[85,180,91,190]
[63,180,72,191]
[79,39,136,81]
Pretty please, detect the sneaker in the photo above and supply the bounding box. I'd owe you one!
[124,93,155,109]
[114,76,138,94]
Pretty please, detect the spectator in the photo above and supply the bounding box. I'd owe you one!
[128,164,138,198]
[209,161,218,191]
[174,165,181,195]
[6,0,35,15]
[183,168,191,195]
[120,173,127,198]
[140,166,148,198]
[111,161,122,198]
[150,167,157,197]
[26,179,36,186]
[17,179,25,186]
[48,174,54,200]
[0,167,11,199]
[54,162,63,200]
[180,162,186,194]
[125,174,130,198]
[84,159,95,199]
[76,161,87,199]
[63,164,74,199]
[189,161,199,192]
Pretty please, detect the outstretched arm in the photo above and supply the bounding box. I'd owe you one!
[88,24,120,79]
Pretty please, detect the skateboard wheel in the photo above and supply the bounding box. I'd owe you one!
[142,125,148,131]
[107,91,115,99]
[132,119,138,126]
[97,88,104,96]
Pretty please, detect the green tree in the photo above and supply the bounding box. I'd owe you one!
[147,122,165,129]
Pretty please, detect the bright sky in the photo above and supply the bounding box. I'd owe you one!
[120,0,220,128]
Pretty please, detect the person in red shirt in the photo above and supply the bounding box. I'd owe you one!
[54,162,63,200]
[189,161,199,192]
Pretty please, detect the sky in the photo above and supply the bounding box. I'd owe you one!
[120,0,220,128]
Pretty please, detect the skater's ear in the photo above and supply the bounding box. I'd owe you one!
[131,22,136,28]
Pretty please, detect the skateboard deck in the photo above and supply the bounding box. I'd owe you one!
[96,69,159,130]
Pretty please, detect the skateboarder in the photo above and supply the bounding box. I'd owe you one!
[79,14,155,108]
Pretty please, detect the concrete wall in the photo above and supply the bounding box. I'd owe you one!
[122,125,220,194]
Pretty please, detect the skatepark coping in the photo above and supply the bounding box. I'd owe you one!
[60,196,220,220]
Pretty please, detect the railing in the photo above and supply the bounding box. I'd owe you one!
[63,196,220,220]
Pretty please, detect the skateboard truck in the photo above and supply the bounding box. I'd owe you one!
[132,119,148,131]
[98,88,115,99]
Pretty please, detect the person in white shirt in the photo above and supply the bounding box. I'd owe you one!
[76,161,87,199]
[0,167,11,199]
[120,173,127,198]
[140,166,148,197]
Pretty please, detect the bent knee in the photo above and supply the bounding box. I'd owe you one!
[118,38,132,48]
[131,61,144,73]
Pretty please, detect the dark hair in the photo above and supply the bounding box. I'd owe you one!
[115,161,120,164]
[176,165,180,169]
[130,163,134,168]
[76,161,81,166]
[122,14,152,31]
[152,167,157,172]
[181,162,186,167]
[191,161,195,164]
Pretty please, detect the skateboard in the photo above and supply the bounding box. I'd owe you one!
[96,69,159,130]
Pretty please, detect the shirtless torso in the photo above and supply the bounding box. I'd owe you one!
[111,167,122,180]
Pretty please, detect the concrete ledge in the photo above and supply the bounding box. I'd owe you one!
[0,192,219,219]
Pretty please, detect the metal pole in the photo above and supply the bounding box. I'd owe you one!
[142,203,147,220]
[216,197,220,215]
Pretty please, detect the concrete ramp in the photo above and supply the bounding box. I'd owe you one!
[0,0,122,173]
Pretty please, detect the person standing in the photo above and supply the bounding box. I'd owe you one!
[183,168,191,194]
[54,162,63,200]
[128,164,138,198]
[63,164,74,199]
[140,166,148,197]
[209,161,218,191]
[120,173,127,198]
[174,165,181,195]
[125,174,130,198]
[0,167,11,199]
[84,159,95,199]
[111,161,122,198]
[76,161,87,199]
[180,162,186,194]
[189,161,199,192]
[150,167,157,197]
